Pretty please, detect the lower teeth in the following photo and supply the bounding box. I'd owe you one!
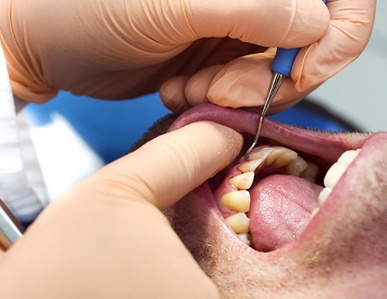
[225,213,250,234]
[220,191,251,213]
[237,233,252,246]
[222,146,321,247]
[316,149,361,207]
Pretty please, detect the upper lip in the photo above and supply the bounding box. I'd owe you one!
[167,103,375,254]
[169,104,368,164]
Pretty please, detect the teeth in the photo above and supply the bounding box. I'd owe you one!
[324,163,347,189]
[237,233,251,246]
[266,147,298,168]
[221,191,251,212]
[229,172,255,190]
[318,149,360,206]
[310,207,320,219]
[247,147,272,161]
[338,149,360,165]
[324,149,360,189]
[286,156,308,176]
[318,187,331,206]
[238,159,263,173]
[226,213,250,234]
[300,162,319,183]
[221,146,360,246]
[249,146,298,168]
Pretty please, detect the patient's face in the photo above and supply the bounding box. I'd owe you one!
[135,104,387,298]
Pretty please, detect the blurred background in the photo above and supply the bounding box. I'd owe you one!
[22,2,387,200]
[310,1,387,132]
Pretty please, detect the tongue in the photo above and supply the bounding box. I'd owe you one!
[249,175,321,252]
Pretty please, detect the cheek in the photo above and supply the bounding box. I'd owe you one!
[163,190,266,296]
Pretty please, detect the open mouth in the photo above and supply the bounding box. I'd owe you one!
[167,103,370,254]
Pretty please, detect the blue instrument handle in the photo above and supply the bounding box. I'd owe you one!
[271,0,327,77]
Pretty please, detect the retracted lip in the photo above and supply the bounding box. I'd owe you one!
[167,103,377,255]
[169,103,367,164]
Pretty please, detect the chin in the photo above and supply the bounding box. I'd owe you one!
[136,104,387,298]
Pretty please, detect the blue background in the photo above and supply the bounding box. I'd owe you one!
[26,92,358,164]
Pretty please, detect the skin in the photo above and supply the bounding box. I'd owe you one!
[134,108,387,298]
[0,104,385,298]
[0,0,378,295]
[0,121,243,298]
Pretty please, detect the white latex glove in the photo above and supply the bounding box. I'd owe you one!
[1,0,330,111]
[160,0,376,113]
[0,121,243,298]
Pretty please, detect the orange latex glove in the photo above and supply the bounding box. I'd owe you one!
[1,0,330,106]
[0,121,243,298]
[161,0,376,113]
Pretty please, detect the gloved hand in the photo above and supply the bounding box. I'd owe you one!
[1,0,330,108]
[160,0,376,113]
[0,121,243,298]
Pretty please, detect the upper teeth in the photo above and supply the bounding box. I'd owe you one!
[286,156,308,176]
[248,146,298,168]
[317,149,361,207]
[300,162,320,183]
[225,212,250,234]
[238,158,263,173]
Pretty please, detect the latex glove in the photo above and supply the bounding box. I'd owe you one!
[1,0,329,106]
[0,121,243,298]
[160,0,376,113]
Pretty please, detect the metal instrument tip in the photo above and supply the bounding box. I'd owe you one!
[244,73,284,160]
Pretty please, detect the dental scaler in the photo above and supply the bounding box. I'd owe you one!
[244,0,327,160]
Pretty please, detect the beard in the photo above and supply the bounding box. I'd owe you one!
[130,103,387,298]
